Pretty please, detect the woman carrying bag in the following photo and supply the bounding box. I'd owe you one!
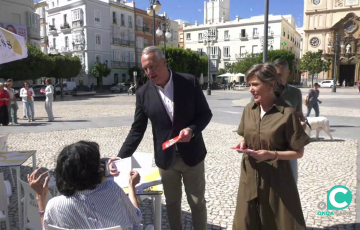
[20,82,35,122]
[41,78,55,122]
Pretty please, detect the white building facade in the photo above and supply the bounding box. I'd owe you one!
[40,0,111,86]
[110,0,136,84]
[0,0,40,48]
[184,0,301,82]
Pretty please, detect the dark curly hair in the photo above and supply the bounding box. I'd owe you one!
[55,141,103,196]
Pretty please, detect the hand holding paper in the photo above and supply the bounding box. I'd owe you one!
[178,128,193,143]
[162,136,182,150]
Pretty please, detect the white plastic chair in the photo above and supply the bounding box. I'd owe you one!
[0,134,15,185]
[18,177,52,230]
[0,173,10,230]
[48,225,154,230]
[48,226,122,230]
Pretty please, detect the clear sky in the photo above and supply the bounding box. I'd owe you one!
[34,0,305,27]
[140,0,305,27]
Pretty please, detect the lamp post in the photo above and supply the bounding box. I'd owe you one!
[263,0,269,63]
[133,71,137,85]
[328,33,344,93]
[156,16,171,58]
[147,0,162,46]
[204,30,212,95]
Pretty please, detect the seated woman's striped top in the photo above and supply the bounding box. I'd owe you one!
[44,180,142,230]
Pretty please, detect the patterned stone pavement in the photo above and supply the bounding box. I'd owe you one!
[0,90,359,230]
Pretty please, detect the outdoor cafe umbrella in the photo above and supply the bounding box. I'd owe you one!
[0,27,28,65]
[218,73,233,77]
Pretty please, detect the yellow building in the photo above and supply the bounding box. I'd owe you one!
[303,0,360,86]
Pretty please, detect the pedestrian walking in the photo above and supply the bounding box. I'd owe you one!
[42,78,55,122]
[20,82,35,122]
[5,79,19,125]
[357,79,360,93]
[0,83,10,126]
[115,46,212,230]
[233,63,309,230]
[305,83,322,117]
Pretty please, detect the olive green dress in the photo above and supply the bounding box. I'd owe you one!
[233,97,310,230]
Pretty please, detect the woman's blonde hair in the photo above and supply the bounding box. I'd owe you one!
[0,83,4,89]
[245,63,284,97]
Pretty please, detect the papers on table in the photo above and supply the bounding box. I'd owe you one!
[112,153,162,194]
[0,151,34,166]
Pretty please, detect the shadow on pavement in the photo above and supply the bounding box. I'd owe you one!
[310,138,345,143]
[307,223,356,230]
[331,125,359,128]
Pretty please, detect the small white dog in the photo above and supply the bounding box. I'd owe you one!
[304,117,333,140]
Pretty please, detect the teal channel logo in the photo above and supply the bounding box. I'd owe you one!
[317,185,353,216]
[327,185,352,210]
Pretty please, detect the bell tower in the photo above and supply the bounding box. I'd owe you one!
[204,0,230,24]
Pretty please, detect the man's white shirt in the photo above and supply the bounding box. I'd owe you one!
[155,70,174,123]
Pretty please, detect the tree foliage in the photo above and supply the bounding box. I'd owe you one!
[225,62,235,73]
[233,49,296,75]
[0,43,54,81]
[218,68,226,75]
[91,62,111,86]
[233,53,261,75]
[158,46,208,78]
[258,49,296,72]
[300,50,331,78]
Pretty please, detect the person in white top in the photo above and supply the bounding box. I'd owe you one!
[5,79,19,125]
[20,81,35,122]
[42,78,55,122]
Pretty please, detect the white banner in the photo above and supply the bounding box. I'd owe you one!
[0,27,28,64]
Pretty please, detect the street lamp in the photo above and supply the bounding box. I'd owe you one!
[147,0,162,46]
[133,71,137,85]
[263,0,269,63]
[204,29,212,95]
[156,16,171,58]
[328,33,345,93]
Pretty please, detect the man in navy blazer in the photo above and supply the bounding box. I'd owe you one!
[116,46,212,230]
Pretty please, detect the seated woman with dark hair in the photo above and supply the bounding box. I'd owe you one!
[28,141,142,230]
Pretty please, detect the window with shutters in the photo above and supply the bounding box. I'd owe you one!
[72,9,81,21]
[223,46,230,58]
[128,16,132,28]
[94,11,101,28]
[186,33,191,40]
[96,55,101,63]
[113,12,117,24]
[121,14,125,26]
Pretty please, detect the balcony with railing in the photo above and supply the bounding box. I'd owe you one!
[72,44,85,51]
[61,46,71,54]
[253,33,259,39]
[28,26,40,39]
[112,38,135,47]
[198,37,203,43]
[112,61,134,68]
[210,54,219,59]
[72,20,84,29]
[49,46,58,54]
[60,23,71,33]
[239,33,248,40]
[235,53,246,60]
[223,54,230,60]
[136,25,143,32]
[48,25,57,35]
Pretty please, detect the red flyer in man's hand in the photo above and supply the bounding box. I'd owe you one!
[162,136,182,150]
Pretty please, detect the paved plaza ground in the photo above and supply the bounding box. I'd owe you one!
[0,87,359,230]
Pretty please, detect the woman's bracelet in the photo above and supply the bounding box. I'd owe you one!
[39,210,45,217]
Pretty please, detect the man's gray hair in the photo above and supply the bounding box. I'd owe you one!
[142,46,165,59]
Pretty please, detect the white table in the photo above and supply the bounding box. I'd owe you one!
[0,150,37,230]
